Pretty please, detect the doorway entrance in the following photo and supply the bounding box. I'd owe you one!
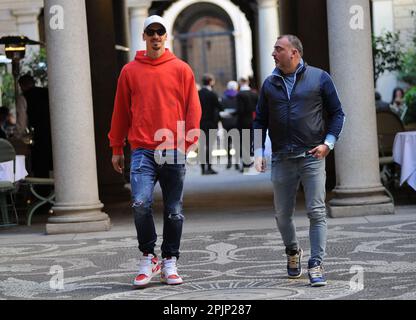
[172,3,236,93]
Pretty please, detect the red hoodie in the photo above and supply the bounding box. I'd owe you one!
[108,49,202,155]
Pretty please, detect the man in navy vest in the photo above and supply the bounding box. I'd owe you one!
[254,35,345,287]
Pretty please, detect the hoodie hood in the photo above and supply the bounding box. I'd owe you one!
[135,49,177,66]
[224,89,238,98]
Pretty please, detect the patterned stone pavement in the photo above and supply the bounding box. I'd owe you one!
[1,165,415,301]
[1,218,416,300]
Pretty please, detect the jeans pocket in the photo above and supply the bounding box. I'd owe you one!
[306,152,323,162]
[131,150,145,172]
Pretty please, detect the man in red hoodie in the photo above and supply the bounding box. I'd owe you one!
[108,15,201,288]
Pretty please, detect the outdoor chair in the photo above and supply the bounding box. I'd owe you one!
[376,111,405,191]
[21,177,55,226]
[0,138,19,227]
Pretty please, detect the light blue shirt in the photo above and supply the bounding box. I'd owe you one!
[283,71,296,99]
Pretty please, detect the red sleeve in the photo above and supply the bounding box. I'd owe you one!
[108,67,132,156]
[183,65,202,151]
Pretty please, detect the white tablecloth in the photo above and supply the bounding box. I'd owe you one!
[0,155,28,182]
[393,131,416,191]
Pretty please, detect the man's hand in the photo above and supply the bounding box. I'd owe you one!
[254,156,267,173]
[308,145,330,160]
[112,155,125,174]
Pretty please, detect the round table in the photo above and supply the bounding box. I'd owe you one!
[393,131,416,191]
[0,155,28,182]
[0,155,27,226]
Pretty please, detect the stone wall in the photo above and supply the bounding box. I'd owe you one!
[0,1,42,37]
[393,0,416,43]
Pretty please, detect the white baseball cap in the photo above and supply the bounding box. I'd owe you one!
[143,15,167,31]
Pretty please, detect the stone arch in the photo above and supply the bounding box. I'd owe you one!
[162,0,253,80]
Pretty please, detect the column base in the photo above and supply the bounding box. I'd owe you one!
[328,185,395,218]
[46,203,111,234]
[46,218,111,235]
[328,202,395,218]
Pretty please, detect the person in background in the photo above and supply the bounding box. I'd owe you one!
[390,87,407,121]
[198,73,222,175]
[236,77,258,172]
[221,80,239,170]
[18,74,53,179]
[375,91,390,113]
[0,106,9,139]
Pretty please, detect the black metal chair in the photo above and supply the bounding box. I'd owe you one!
[0,138,19,227]
[21,177,55,226]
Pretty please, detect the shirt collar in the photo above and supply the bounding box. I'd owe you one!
[273,59,305,77]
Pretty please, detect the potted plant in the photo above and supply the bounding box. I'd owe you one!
[403,87,416,128]
[399,34,416,128]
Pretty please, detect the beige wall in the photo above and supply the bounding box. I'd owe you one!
[0,0,43,56]
[0,9,18,36]
[393,0,416,43]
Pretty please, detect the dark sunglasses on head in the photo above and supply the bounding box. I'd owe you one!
[144,28,166,36]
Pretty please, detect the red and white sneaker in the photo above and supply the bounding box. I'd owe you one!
[160,257,183,285]
[132,254,161,288]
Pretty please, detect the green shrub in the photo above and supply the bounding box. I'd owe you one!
[0,70,15,108]
[398,34,416,86]
[372,31,403,83]
[404,86,416,125]
[20,47,48,87]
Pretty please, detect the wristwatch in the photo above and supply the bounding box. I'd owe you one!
[324,141,335,150]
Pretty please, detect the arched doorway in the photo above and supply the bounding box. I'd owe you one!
[161,0,253,92]
[172,3,236,93]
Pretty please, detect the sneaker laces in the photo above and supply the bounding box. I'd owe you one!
[163,258,178,276]
[288,254,300,269]
[309,265,323,279]
[137,255,153,276]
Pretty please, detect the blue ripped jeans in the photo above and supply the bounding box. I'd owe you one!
[271,152,327,263]
[130,148,186,259]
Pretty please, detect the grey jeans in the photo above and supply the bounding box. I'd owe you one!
[271,152,327,263]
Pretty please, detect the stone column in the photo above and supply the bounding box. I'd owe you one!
[44,0,111,234]
[128,0,151,61]
[257,0,279,84]
[326,0,394,217]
